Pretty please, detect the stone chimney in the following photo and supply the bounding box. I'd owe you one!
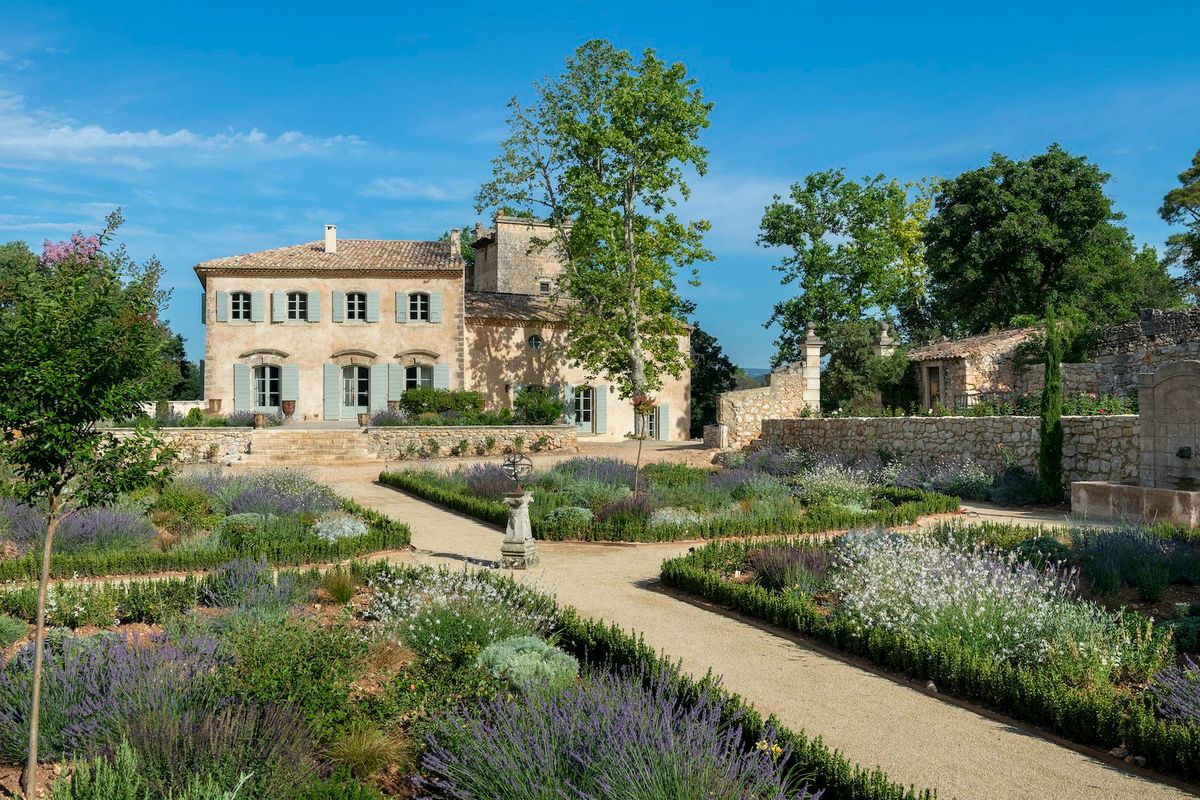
[324,224,337,254]
[474,222,484,240]
[449,228,461,258]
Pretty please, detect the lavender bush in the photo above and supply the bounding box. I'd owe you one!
[1072,527,1196,600]
[789,462,873,509]
[422,667,820,800]
[1150,655,1200,722]
[595,493,655,526]
[748,546,831,594]
[463,463,513,500]
[0,631,223,761]
[198,469,338,517]
[549,457,635,487]
[0,498,46,551]
[201,556,299,610]
[0,501,155,554]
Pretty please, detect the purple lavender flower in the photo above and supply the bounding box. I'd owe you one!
[1151,655,1200,722]
[748,546,831,593]
[463,464,513,500]
[0,499,46,550]
[595,493,654,525]
[202,556,297,609]
[550,457,635,487]
[56,508,156,553]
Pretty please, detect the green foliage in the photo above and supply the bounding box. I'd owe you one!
[925,144,1180,336]
[326,726,412,781]
[1160,147,1200,299]
[0,614,27,647]
[474,635,580,692]
[52,740,148,800]
[399,597,534,669]
[512,385,565,425]
[759,169,932,362]
[153,482,214,534]
[1012,535,1071,569]
[1038,305,1065,504]
[688,325,737,437]
[818,320,916,412]
[478,39,711,399]
[398,388,483,418]
[320,567,357,603]
[642,462,712,488]
[297,776,386,800]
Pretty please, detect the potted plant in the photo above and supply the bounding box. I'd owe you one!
[253,412,266,429]
[357,412,370,427]
[281,400,296,419]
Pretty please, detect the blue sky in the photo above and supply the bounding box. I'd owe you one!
[2,2,1198,367]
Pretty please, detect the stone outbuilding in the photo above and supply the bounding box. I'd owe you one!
[907,327,1039,410]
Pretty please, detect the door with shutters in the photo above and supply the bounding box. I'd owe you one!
[342,365,370,418]
[573,386,594,433]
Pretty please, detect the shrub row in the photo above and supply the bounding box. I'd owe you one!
[0,501,411,581]
[552,606,934,800]
[377,471,959,542]
[660,541,1200,780]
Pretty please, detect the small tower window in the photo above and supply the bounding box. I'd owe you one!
[527,334,544,350]
[538,281,552,295]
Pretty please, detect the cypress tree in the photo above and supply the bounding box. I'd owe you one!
[1037,305,1064,503]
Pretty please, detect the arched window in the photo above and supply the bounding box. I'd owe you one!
[346,292,367,321]
[287,292,308,320]
[409,292,430,322]
[405,364,433,389]
[527,334,544,350]
[230,291,252,321]
[254,365,280,409]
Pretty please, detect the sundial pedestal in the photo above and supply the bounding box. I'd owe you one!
[500,491,539,569]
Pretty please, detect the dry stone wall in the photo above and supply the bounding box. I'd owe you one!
[365,424,577,459]
[717,362,818,449]
[759,415,1139,486]
[112,427,253,464]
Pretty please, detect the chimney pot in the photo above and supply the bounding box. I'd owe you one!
[449,228,461,257]
[324,224,337,254]
[474,222,484,239]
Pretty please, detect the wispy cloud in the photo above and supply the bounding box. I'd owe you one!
[360,176,468,201]
[0,91,365,170]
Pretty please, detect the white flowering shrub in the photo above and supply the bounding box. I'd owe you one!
[311,513,368,543]
[832,533,1165,685]
[790,462,874,508]
[649,507,705,528]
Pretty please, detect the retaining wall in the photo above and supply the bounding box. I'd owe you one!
[759,415,1139,486]
[364,424,577,459]
[112,427,254,464]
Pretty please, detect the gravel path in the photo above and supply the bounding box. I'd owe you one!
[289,462,1194,800]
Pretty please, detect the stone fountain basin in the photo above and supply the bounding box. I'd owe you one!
[1071,481,1200,528]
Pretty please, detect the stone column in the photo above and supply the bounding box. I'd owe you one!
[873,321,895,357]
[801,322,824,412]
[500,491,539,569]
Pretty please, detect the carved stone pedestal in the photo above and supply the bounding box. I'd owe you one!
[500,492,539,569]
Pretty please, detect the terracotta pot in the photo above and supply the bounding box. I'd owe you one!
[253,412,266,429]
[357,412,370,427]
[207,398,222,413]
[281,400,296,419]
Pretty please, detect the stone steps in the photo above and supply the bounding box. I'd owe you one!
[244,430,380,464]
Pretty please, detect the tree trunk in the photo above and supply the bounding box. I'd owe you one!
[623,170,650,496]
[634,433,645,495]
[23,498,58,800]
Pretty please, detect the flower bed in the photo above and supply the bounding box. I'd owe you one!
[662,523,1200,779]
[0,555,933,799]
[379,458,958,542]
[0,470,411,580]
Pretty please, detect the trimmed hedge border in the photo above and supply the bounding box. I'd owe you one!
[377,470,960,542]
[0,499,411,582]
[661,539,1200,781]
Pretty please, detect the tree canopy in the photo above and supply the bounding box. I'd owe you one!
[476,39,712,405]
[925,143,1179,336]
[688,324,736,437]
[1161,147,1200,299]
[759,170,930,364]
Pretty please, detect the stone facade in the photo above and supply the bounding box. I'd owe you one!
[908,328,1038,409]
[472,217,568,296]
[759,414,1140,487]
[1138,361,1200,490]
[112,427,253,464]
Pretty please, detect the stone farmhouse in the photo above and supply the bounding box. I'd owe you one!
[195,216,690,441]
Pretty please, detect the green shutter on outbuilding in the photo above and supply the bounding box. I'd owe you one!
[281,365,299,402]
[332,291,345,323]
[433,364,450,390]
[395,292,408,323]
[366,292,380,323]
[250,291,265,322]
[657,404,670,441]
[215,291,229,322]
[323,364,340,420]
[388,364,404,401]
[233,364,251,413]
[594,385,607,434]
[429,292,443,323]
[307,291,320,322]
[271,291,286,323]
[369,364,388,412]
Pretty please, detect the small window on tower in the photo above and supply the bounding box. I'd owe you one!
[538,281,551,295]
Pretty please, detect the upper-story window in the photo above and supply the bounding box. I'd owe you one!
[230,291,252,321]
[409,292,430,322]
[287,292,308,321]
[346,292,367,321]
[538,280,552,295]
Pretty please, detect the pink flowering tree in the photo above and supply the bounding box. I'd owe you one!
[0,209,174,795]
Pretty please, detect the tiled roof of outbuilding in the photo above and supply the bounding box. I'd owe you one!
[465,291,568,324]
[908,327,1039,361]
[195,240,463,274]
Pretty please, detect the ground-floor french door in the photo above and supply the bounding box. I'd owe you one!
[342,365,370,418]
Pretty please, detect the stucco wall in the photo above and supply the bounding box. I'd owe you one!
[464,322,691,442]
[202,273,465,420]
[759,414,1140,486]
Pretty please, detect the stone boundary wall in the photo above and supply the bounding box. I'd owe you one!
[759,415,1139,486]
[364,424,577,459]
[717,362,818,450]
[112,427,254,464]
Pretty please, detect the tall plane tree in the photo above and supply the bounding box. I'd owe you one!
[0,211,173,795]
[477,39,712,421]
[1161,147,1200,300]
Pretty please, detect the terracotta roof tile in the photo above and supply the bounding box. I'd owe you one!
[908,327,1039,361]
[195,240,462,274]
[465,291,568,323]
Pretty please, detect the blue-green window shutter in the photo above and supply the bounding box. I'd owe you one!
[395,292,408,323]
[281,365,299,402]
[271,291,286,323]
[307,291,320,322]
[563,384,575,423]
[433,364,450,390]
[322,364,340,419]
[215,291,229,322]
[657,404,670,441]
[200,292,207,325]
[233,364,251,413]
[594,385,608,433]
[366,292,380,323]
[429,292,444,323]
[250,291,265,322]
[332,291,345,323]
[369,364,388,412]
[387,364,403,401]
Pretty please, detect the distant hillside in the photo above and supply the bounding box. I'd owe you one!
[741,368,770,378]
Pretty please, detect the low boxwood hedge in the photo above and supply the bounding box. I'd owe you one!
[377,470,959,542]
[661,540,1200,780]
